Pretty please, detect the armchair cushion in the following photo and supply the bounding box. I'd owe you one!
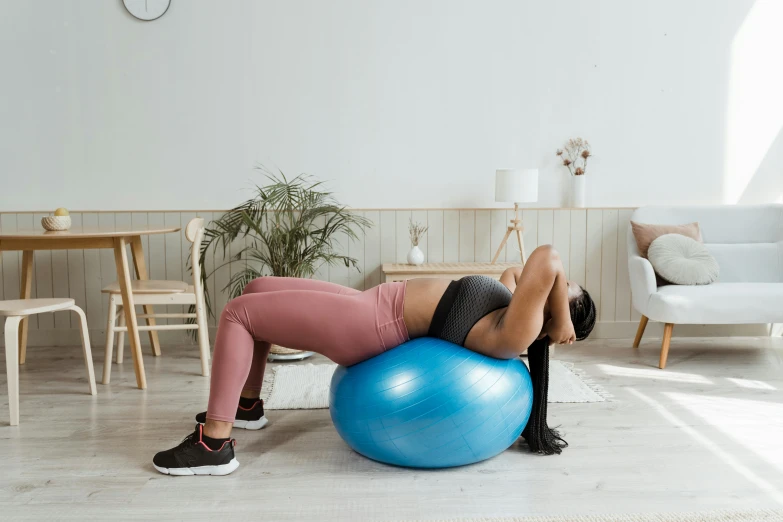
[630,221,702,258]
[648,234,719,285]
[646,283,783,324]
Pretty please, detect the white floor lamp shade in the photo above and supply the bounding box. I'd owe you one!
[495,168,539,204]
[492,169,538,264]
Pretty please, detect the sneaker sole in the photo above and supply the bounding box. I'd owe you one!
[154,458,240,476]
[233,416,269,430]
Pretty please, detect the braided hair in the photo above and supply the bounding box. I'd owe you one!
[521,338,568,454]
[521,286,595,455]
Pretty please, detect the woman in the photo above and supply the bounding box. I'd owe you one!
[153,245,596,476]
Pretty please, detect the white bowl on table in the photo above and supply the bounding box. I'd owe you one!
[41,216,72,231]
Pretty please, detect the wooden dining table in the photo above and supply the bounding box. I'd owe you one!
[0,224,181,390]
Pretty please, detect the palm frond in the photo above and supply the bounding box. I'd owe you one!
[188,166,373,327]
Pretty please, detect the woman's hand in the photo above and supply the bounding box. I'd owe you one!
[538,317,576,345]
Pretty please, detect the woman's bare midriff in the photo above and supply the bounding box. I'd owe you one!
[401,278,453,338]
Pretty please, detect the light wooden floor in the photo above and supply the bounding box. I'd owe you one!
[2,335,783,521]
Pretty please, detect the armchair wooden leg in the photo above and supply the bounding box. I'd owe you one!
[659,323,674,369]
[633,315,649,348]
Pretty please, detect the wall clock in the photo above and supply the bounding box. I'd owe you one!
[123,0,171,21]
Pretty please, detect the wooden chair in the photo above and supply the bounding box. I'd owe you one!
[102,218,210,384]
[2,298,96,426]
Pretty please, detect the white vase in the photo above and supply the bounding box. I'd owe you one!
[407,245,424,265]
[572,175,587,208]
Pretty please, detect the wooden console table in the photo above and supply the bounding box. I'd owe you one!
[382,262,520,282]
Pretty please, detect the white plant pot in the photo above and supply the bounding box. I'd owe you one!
[572,175,587,208]
[407,245,425,265]
[267,346,315,362]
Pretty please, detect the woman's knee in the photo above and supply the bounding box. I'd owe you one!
[530,244,559,261]
[220,294,253,325]
[527,245,564,273]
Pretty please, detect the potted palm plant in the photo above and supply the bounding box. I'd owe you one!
[196,166,371,361]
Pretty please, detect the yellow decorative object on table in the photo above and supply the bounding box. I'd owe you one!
[41,208,71,231]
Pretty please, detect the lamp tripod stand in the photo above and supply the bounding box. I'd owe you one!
[491,203,527,265]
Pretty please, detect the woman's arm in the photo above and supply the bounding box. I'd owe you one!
[541,266,575,345]
[489,246,574,357]
[499,266,524,293]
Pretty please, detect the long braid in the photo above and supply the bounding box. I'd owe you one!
[521,337,568,455]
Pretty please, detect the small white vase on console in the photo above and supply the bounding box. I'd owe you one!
[407,245,424,265]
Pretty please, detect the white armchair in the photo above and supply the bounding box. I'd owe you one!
[628,205,783,368]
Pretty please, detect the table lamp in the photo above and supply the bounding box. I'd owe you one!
[492,168,538,265]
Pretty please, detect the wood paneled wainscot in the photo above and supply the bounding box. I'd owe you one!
[0,208,766,347]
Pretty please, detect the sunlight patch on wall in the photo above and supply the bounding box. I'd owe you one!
[724,0,783,203]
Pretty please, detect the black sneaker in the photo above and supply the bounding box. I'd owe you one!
[153,424,239,476]
[195,399,269,430]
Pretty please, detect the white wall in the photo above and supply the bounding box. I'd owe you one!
[2,0,779,211]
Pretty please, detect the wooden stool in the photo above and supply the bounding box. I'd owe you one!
[1,298,96,426]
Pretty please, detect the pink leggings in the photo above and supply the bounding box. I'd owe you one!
[206,277,409,422]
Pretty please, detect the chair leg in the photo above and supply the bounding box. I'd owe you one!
[660,323,674,369]
[633,315,649,348]
[103,296,117,385]
[5,316,22,426]
[18,251,33,365]
[116,307,125,364]
[195,301,211,377]
[70,306,97,395]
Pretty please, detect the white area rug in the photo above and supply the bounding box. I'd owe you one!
[401,510,783,522]
[260,360,609,410]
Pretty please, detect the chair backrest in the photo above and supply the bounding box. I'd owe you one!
[185,218,206,290]
[629,205,783,283]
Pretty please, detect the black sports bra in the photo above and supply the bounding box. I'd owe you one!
[427,275,513,346]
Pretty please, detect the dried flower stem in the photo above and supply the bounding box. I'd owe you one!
[557,137,592,176]
[408,218,429,247]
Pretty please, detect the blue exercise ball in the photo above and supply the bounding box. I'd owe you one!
[329,337,533,468]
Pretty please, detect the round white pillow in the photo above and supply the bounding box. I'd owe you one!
[648,233,719,285]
